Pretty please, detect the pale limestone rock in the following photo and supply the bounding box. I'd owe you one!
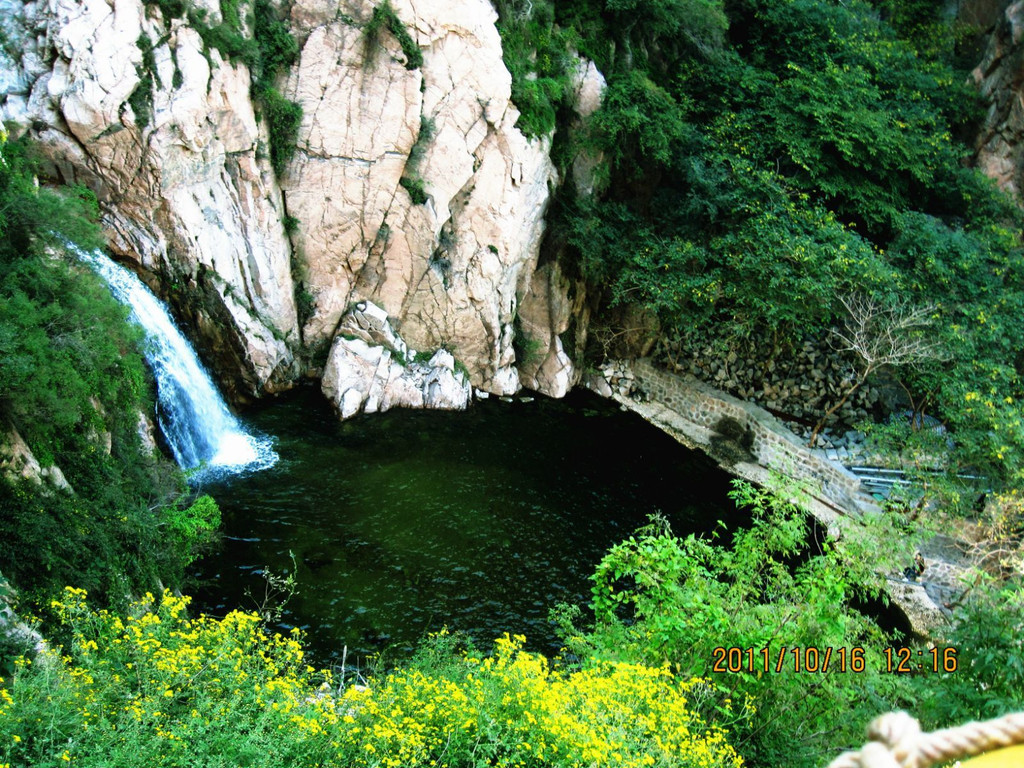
[0,573,47,659]
[0,426,44,485]
[886,578,948,640]
[340,300,410,360]
[568,57,606,197]
[137,410,160,456]
[422,349,468,409]
[582,371,614,399]
[1,422,72,492]
[340,388,364,419]
[286,0,557,395]
[1,0,299,399]
[973,1,1024,199]
[322,336,389,411]
[282,16,422,347]
[506,56,598,395]
[322,302,470,417]
[960,0,1012,31]
[517,262,581,398]
[3,0,575,406]
[571,58,605,118]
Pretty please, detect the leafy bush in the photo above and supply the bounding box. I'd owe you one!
[397,117,434,205]
[916,581,1024,726]
[185,0,259,69]
[0,138,185,603]
[367,1,423,70]
[557,0,727,75]
[494,0,578,136]
[163,494,221,571]
[566,479,912,767]
[399,175,428,205]
[148,0,187,25]
[253,0,300,86]
[547,0,1024,490]
[0,137,227,606]
[126,33,159,126]
[259,86,303,176]
[0,139,104,263]
[249,0,304,177]
[589,70,697,172]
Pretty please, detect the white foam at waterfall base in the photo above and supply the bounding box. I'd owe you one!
[78,248,278,477]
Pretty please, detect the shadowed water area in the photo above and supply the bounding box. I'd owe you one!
[191,386,741,664]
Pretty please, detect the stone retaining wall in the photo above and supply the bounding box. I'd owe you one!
[586,358,948,639]
[602,359,873,518]
[651,335,889,440]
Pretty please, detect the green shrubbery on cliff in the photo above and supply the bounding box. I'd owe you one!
[142,0,302,176]
[495,0,1024,495]
[252,0,302,175]
[0,137,212,607]
[493,0,579,137]
[366,1,424,70]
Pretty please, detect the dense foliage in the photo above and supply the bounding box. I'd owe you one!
[0,138,157,601]
[252,0,302,176]
[5,483,1017,768]
[557,479,912,767]
[552,478,1024,767]
[919,579,1024,726]
[0,137,213,606]
[0,589,744,768]
[495,0,1024,494]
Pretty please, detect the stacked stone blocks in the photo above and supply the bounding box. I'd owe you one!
[631,360,866,513]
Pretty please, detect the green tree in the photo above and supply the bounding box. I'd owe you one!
[547,0,1024,496]
[918,581,1024,726]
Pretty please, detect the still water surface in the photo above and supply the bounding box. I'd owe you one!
[191,386,739,664]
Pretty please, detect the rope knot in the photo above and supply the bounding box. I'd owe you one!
[864,712,924,768]
[828,710,1024,768]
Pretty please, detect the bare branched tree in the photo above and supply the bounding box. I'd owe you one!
[809,294,943,448]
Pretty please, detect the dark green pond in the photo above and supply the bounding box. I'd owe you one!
[191,386,740,664]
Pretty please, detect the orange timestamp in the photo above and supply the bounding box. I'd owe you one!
[883,646,958,673]
[712,646,868,673]
[711,646,959,674]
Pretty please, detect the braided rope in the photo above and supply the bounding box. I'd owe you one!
[827,711,1024,768]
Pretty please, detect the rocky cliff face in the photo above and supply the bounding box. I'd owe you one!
[0,0,581,412]
[972,0,1024,199]
[12,0,1015,422]
[284,0,558,396]
[1,0,300,402]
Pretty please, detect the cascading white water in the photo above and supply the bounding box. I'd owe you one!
[80,249,277,475]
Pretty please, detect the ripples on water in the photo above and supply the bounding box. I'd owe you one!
[191,386,739,664]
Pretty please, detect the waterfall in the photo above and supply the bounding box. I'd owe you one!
[80,250,277,475]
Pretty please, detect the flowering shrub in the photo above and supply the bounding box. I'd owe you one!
[0,588,744,768]
[343,633,744,768]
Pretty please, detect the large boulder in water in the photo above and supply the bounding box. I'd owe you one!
[322,302,470,418]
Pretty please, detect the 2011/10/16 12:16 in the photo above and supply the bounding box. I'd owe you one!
[711,646,959,674]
